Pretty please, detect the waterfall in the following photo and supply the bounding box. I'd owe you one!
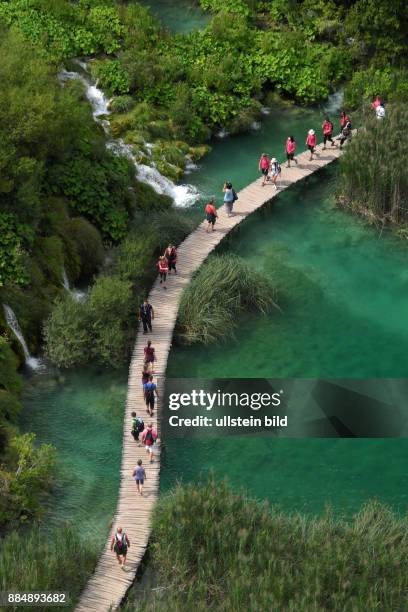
[59,65,200,208]
[323,90,344,115]
[62,268,86,302]
[3,305,44,370]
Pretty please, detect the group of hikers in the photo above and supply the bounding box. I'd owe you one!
[156,243,177,289]
[112,101,387,568]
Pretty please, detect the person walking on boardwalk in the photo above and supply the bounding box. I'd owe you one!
[339,119,352,149]
[322,117,335,149]
[269,158,281,190]
[285,136,297,167]
[142,363,150,388]
[222,181,236,217]
[144,374,157,417]
[258,153,270,186]
[110,527,130,568]
[133,459,146,496]
[165,243,177,275]
[131,411,144,442]
[306,129,317,161]
[139,298,154,334]
[142,422,158,463]
[340,110,350,130]
[205,197,218,232]
[144,340,155,373]
[157,255,168,288]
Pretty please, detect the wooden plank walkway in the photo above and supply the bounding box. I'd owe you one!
[76,141,345,611]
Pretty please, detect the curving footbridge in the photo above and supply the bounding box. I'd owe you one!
[76,142,345,611]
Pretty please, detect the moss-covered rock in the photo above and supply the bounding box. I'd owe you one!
[62,217,104,280]
[188,144,211,161]
[36,236,65,286]
[228,100,263,134]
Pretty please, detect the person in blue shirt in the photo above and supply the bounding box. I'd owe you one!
[143,375,158,416]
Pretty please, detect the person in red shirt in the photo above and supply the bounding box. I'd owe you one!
[306,129,317,161]
[285,136,297,167]
[258,153,271,186]
[340,110,350,130]
[205,197,218,232]
[157,255,168,288]
[143,340,155,373]
[164,243,177,274]
[322,117,335,150]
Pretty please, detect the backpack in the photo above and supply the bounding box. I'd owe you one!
[115,532,127,550]
[145,429,155,445]
[232,189,238,202]
[132,416,143,432]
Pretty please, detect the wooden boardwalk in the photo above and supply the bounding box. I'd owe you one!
[76,142,345,611]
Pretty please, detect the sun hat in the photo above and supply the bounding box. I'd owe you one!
[271,157,277,163]
[308,129,315,135]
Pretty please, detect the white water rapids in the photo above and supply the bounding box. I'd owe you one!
[59,66,200,208]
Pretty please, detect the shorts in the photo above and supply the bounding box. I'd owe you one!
[308,145,315,153]
[261,168,269,176]
[270,171,279,179]
[206,213,216,225]
[146,445,153,453]
[168,259,176,271]
[286,152,294,160]
[114,544,127,556]
[135,479,144,485]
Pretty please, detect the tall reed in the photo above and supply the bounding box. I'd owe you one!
[177,254,279,345]
[125,478,408,612]
[337,104,408,226]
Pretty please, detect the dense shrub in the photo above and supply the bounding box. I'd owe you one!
[0,433,55,527]
[177,254,279,344]
[125,478,408,612]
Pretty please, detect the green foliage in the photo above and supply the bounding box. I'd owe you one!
[337,105,408,225]
[0,337,22,397]
[43,297,90,369]
[60,217,104,281]
[200,0,252,16]
[125,478,408,612]
[0,433,55,526]
[0,526,98,609]
[110,95,135,114]
[0,213,29,287]
[92,59,130,96]
[177,254,278,344]
[44,276,133,369]
[345,67,408,109]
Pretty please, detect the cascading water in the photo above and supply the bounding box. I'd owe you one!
[62,268,86,302]
[3,305,44,370]
[59,65,200,208]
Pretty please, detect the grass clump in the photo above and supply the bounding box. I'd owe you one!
[125,478,408,612]
[177,254,278,345]
[0,526,98,611]
[337,104,408,226]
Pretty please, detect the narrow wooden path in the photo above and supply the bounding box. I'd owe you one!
[76,141,345,611]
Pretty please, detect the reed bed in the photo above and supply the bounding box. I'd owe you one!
[126,478,408,611]
[177,254,279,344]
[0,526,98,611]
[337,104,408,226]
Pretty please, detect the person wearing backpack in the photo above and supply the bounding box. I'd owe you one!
[142,422,158,463]
[132,459,146,495]
[222,181,235,217]
[130,411,144,442]
[269,158,281,190]
[143,375,157,416]
[165,244,177,275]
[322,117,335,149]
[205,197,218,232]
[339,120,352,149]
[110,527,130,568]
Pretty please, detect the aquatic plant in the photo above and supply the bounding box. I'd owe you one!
[124,478,408,611]
[0,526,98,611]
[337,105,408,226]
[177,254,279,344]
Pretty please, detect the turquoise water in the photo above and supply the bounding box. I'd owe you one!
[22,368,125,541]
[162,141,408,516]
[139,0,210,33]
